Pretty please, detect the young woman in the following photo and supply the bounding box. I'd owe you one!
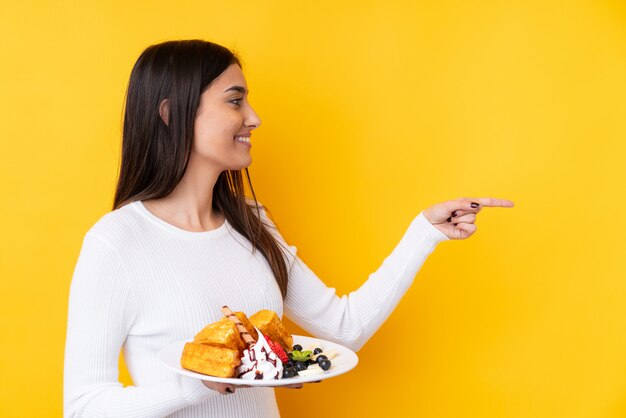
[63,39,513,418]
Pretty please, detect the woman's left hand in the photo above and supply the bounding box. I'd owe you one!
[423,197,515,240]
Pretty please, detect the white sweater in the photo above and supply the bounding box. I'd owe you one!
[63,200,448,418]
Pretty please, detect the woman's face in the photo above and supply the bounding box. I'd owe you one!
[191,63,261,171]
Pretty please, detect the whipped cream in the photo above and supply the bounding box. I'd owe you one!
[236,328,283,380]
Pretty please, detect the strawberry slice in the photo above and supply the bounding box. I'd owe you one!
[264,334,289,363]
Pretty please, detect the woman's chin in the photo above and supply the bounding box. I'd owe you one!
[228,158,252,171]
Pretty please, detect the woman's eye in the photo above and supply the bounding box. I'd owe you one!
[230,98,242,106]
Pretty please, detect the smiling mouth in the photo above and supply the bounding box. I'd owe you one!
[234,135,251,148]
[233,135,250,144]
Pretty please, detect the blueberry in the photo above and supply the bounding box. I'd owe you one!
[282,367,297,378]
[313,347,323,355]
[319,359,331,371]
[293,344,303,351]
[316,355,328,364]
[295,361,308,371]
[286,359,294,367]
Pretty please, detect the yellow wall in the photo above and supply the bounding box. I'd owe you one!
[1,1,625,417]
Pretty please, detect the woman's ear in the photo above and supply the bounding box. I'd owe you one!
[159,98,170,126]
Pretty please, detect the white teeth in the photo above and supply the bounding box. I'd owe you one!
[234,136,250,143]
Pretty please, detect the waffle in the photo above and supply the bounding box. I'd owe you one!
[249,310,294,352]
[180,342,240,378]
[193,311,257,354]
[193,318,247,354]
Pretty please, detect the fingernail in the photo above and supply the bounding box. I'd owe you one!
[226,387,233,393]
[470,202,480,208]
[446,216,452,222]
[452,211,458,217]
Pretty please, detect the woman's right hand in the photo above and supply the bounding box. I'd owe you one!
[202,380,306,394]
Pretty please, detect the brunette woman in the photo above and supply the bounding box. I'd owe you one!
[63,39,513,418]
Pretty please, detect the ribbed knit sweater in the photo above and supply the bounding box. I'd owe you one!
[63,200,448,418]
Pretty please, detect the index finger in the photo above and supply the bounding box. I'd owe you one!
[472,198,515,208]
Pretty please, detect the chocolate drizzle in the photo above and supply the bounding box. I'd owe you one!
[235,329,283,380]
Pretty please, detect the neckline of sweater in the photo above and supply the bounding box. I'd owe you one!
[131,200,231,239]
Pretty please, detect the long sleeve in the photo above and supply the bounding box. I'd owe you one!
[259,206,449,352]
[63,233,217,418]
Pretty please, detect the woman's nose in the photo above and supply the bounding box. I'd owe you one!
[246,104,261,129]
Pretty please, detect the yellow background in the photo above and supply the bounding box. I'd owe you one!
[1,0,625,417]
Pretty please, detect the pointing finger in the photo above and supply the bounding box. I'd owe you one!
[471,198,515,208]
[447,197,514,212]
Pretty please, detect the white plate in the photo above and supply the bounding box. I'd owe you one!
[158,334,359,387]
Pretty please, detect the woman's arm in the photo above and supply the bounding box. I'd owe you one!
[63,234,217,418]
[258,205,448,352]
[264,197,513,352]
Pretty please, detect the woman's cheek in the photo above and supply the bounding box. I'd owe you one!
[228,111,245,130]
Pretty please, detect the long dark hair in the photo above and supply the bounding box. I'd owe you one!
[113,39,293,298]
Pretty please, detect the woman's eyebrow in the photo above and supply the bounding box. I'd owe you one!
[223,85,248,94]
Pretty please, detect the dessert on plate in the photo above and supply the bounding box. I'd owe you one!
[180,306,335,380]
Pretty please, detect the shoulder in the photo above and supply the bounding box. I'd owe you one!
[83,202,146,250]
